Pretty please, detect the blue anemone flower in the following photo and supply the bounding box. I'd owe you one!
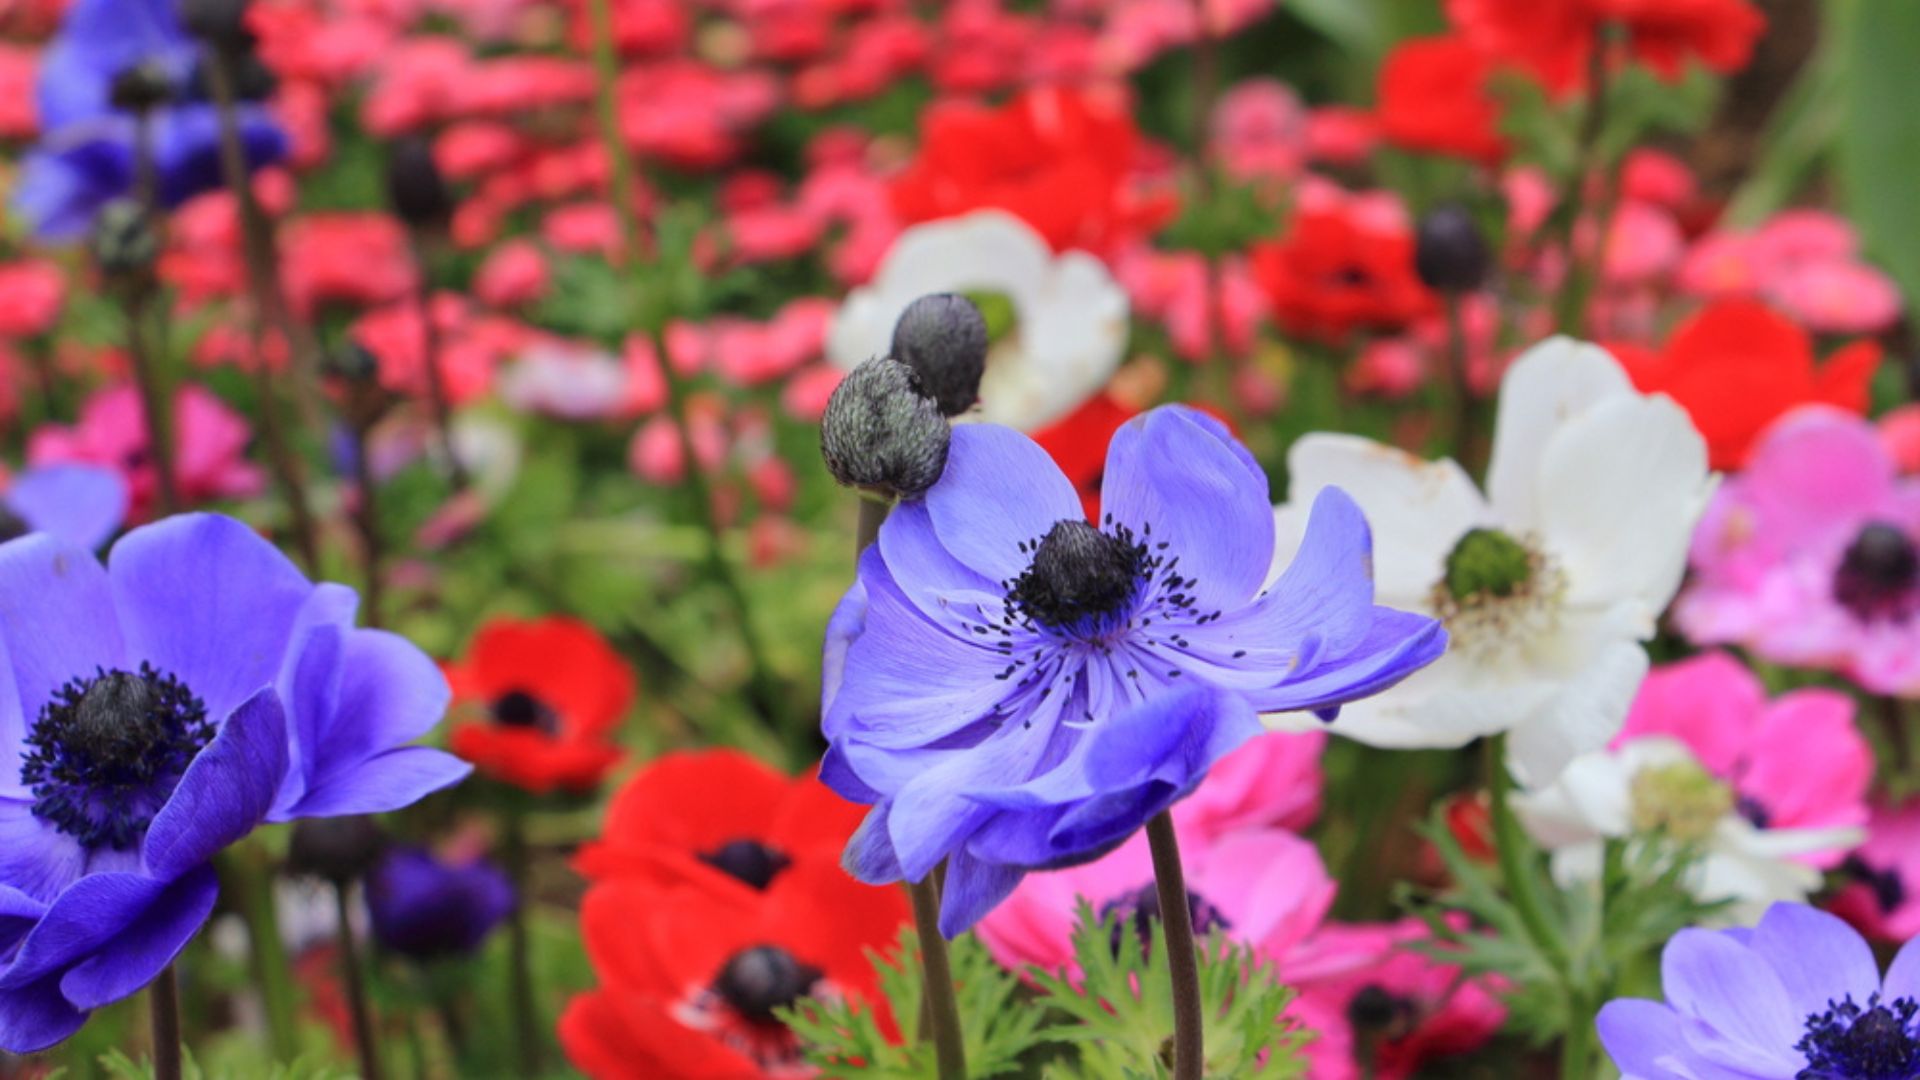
[0,514,468,1050]
[366,846,516,962]
[14,0,287,240]
[821,405,1446,935]
[2,464,129,550]
[1600,902,1920,1078]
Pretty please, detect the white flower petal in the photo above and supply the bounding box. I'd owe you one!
[1534,393,1713,622]
[1505,640,1649,787]
[1484,337,1634,526]
[1265,651,1551,748]
[1273,434,1489,604]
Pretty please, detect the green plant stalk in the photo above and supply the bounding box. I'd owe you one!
[1147,812,1204,1080]
[1485,734,1570,972]
[219,848,300,1061]
[1560,989,1595,1080]
[334,883,385,1080]
[584,0,788,731]
[1552,27,1616,337]
[501,803,542,1076]
[149,965,183,1080]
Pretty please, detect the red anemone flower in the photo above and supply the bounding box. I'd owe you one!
[445,616,636,795]
[1376,36,1507,167]
[1608,299,1880,471]
[1448,0,1765,95]
[560,862,910,1079]
[1251,205,1435,344]
[889,85,1177,255]
[573,749,867,898]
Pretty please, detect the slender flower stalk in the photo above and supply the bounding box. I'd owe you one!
[502,803,542,1076]
[1186,0,1241,427]
[334,884,385,1080]
[1485,734,1570,971]
[583,0,788,728]
[330,344,393,627]
[404,234,469,489]
[1553,25,1618,336]
[149,965,183,1080]
[201,45,321,570]
[855,496,967,1080]
[1145,812,1204,1080]
[123,283,180,516]
[105,105,182,516]
[220,848,302,1061]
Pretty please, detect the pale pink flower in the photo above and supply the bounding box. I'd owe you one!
[1210,78,1308,182]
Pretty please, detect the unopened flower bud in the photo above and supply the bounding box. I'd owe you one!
[1414,205,1490,294]
[180,0,254,48]
[325,341,381,385]
[109,60,175,114]
[287,816,389,883]
[890,293,987,417]
[820,358,950,499]
[385,137,454,231]
[90,201,159,280]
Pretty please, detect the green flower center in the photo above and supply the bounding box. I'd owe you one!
[1630,760,1732,844]
[1443,528,1533,602]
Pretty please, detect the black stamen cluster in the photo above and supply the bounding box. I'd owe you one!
[699,839,791,892]
[1008,520,1145,633]
[1835,522,1920,623]
[713,945,821,1025]
[1347,984,1418,1041]
[22,664,213,851]
[491,690,560,736]
[1797,994,1920,1079]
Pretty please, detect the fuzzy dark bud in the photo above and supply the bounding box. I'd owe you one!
[180,0,254,48]
[109,60,174,113]
[90,201,160,280]
[385,137,454,231]
[820,358,950,499]
[890,293,988,417]
[288,816,389,883]
[1414,204,1491,294]
[325,340,382,385]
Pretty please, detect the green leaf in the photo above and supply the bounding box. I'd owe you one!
[1837,0,1920,309]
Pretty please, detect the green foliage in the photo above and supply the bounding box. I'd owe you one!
[788,903,1312,1079]
[1407,808,1721,1046]
[1033,902,1309,1080]
[92,1048,353,1080]
[783,926,1047,1079]
[1836,0,1920,312]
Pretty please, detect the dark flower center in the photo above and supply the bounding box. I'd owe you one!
[1796,994,1920,1079]
[21,664,213,851]
[1347,983,1418,1041]
[1008,519,1145,633]
[1443,527,1533,601]
[1845,856,1908,915]
[491,690,558,735]
[1834,522,1920,624]
[1100,884,1231,958]
[713,945,821,1025]
[0,505,28,544]
[699,839,791,891]
[1738,794,1772,830]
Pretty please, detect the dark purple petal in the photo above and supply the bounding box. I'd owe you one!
[1101,406,1274,610]
[841,803,902,884]
[57,864,216,1010]
[108,514,313,727]
[0,976,86,1054]
[936,850,1023,939]
[143,688,288,881]
[925,425,1080,583]
[0,873,172,991]
[5,465,127,551]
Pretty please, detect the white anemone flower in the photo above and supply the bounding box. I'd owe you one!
[1513,736,1862,924]
[827,209,1129,431]
[1267,338,1714,785]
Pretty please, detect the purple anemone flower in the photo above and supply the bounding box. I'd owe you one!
[821,405,1446,935]
[0,514,468,1051]
[366,846,516,962]
[13,0,287,240]
[1600,902,1920,1078]
[1,464,128,550]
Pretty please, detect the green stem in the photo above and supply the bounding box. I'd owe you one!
[1146,812,1204,1080]
[906,874,968,1080]
[1552,25,1616,337]
[583,0,787,731]
[334,883,384,1080]
[123,284,180,516]
[150,965,183,1080]
[1560,989,1595,1080]
[1485,735,1569,972]
[502,805,542,1075]
[219,848,300,1061]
